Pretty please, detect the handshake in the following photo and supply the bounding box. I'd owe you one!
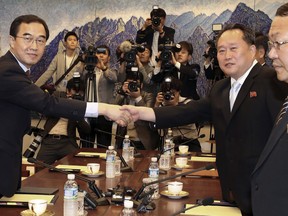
[98,103,155,126]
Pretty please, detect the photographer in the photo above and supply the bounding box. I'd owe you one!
[36,78,91,164]
[136,7,175,66]
[82,45,118,147]
[154,77,201,152]
[35,31,83,96]
[115,71,160,150]
[153,41,200,100]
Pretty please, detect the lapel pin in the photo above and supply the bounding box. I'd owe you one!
[250,91,257,98]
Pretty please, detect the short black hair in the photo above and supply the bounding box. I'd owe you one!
[64,31,78,41]
[178,41,193,55]
[66,78,85,92]
[255,35,269,53]
[126,71,144,84]
[276,3,288,16]
[161,77,182,92]
[150,8,166,18]
[10,14,49,40]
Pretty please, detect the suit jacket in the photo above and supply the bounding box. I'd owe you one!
[251,97,288,216]
[115,91,160,150]
[0,51,86,197]
[152,63,286,214]
[136,25,175,46]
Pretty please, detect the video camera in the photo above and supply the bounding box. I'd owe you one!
[157,43,181,74]
[82,46,98,72]
[71,72,84,100]
[161,77,174,101]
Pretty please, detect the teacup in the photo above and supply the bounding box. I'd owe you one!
[28,199,47,215]
[168,181,183,195]
[87,163,100,174]
[178,145,189,154]
[175,157,188,168]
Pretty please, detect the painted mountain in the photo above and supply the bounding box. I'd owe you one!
[31,2,273,96]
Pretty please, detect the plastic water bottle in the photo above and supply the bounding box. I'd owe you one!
[122,135,131,162]
[106,145,116,178]
[148,157,160,199]
[120,200,137,216]
[63,174,78,216]
[166,129,175,156]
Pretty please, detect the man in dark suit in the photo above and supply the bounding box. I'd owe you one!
[0,14,126,197]
[251,3,288,215]
[121,23,286,215]
[136,7,175,66]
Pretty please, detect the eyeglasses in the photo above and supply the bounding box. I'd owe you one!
[15,35,46,46]
[268,40,288,51]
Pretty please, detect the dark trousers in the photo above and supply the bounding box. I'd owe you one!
[36,137,78,164]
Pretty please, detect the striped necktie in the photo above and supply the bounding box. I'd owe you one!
[276,96,288,125]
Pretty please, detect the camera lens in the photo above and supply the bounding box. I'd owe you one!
[128,82,138,92]
[152,17,161,26]
[164,91,174,100]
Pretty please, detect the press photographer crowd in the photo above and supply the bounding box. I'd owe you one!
[1,2,288,216]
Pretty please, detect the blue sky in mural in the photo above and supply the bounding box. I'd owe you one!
[0,0,286,54]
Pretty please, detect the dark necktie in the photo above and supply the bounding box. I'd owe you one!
[276,96,288,125]
[26,70,31,77]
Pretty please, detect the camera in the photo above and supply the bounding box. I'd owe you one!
[157,43,181,74]
[71,72,84,100]
[127,67,140,92]
[162,77,174,101]
[96,47,107,54]
[152,17,161,26]
[128,81,139,92]
[82,46,98,72]
[124,44,145,70]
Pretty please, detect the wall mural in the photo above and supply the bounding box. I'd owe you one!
[0,0,285,97]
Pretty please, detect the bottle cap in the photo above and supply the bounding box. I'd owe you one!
[151,157,157,162]
[165,139,171,143]
[125,135,129,139]
[108,146,115,150]
[124,200,134,208]
[67,174,75,180]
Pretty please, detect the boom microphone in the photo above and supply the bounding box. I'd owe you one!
[119,40,132,53]
[27,157,110,206]
[171,197,214,216]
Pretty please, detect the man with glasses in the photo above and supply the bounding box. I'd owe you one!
[251,3,288,215]
[0,14,127,198]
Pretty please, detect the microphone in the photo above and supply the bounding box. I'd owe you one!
[133,164,214,201]
[76,137,133,172]
[27,157,110,206]
[157,134,206,161]
[119,40,132,53]
[171,197,214,216]
[94,128,143,158]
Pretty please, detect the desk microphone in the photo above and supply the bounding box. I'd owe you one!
[94,128,143,157]
[27,157,110,206]
[76,137,133,172]
[157,134,205,161]
[133,164,214,201]
[171,197,214,216]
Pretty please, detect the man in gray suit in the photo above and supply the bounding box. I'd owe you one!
[0,14,126,198]
[251,3,288,215]
[121,23,286,215]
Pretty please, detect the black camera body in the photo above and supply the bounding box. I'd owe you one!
[124,44,145,70]
[152,17,161,26]
[83,46,98,72]
[163,91,174,101]
[157,43,181,74]
[162,77,174,101]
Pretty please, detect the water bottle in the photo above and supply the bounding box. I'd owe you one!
[148,157,160,199]
[106,145,116,178]
[120,200,137,216]
[166,129,175,156]
[122,135,131,162]
[63,174,78,216]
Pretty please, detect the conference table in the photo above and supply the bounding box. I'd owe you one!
[2,148,222,215]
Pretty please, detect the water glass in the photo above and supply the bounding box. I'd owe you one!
[159,154,171,170]
[129,146,135,160]
[77,191,85,216]
[115,157,122,176]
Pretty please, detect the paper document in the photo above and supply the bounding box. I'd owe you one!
[76,152,106,158]
[182,204,241,216]
[190,156,216,162]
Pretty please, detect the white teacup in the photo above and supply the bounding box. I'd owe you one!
[168,181,183,195]
[175,157,188,168]
[87,163,100,174]
[178,145,189,154]
[28,199,47,215]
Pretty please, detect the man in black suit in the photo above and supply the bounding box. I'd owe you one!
[251,3,288,216]
[136,7,175,66]
[0,14,127,197]
[121,24,286,215]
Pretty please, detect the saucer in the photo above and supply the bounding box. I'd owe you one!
[172,164,192,170]
[160,190,189,199]
[175,151,191,156]
[21,210,55,216]
[81,170,104,177]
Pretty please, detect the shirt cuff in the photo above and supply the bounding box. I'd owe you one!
[85,102,99,118]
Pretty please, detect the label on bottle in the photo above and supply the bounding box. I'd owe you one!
[149,168,159,178]
[64,188,78,199]
[106,154,115,162]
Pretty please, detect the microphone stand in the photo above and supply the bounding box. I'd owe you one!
[76,137,133,172]
[95,128,143,158]
[27,157,110,206]
[133,164,214,201]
